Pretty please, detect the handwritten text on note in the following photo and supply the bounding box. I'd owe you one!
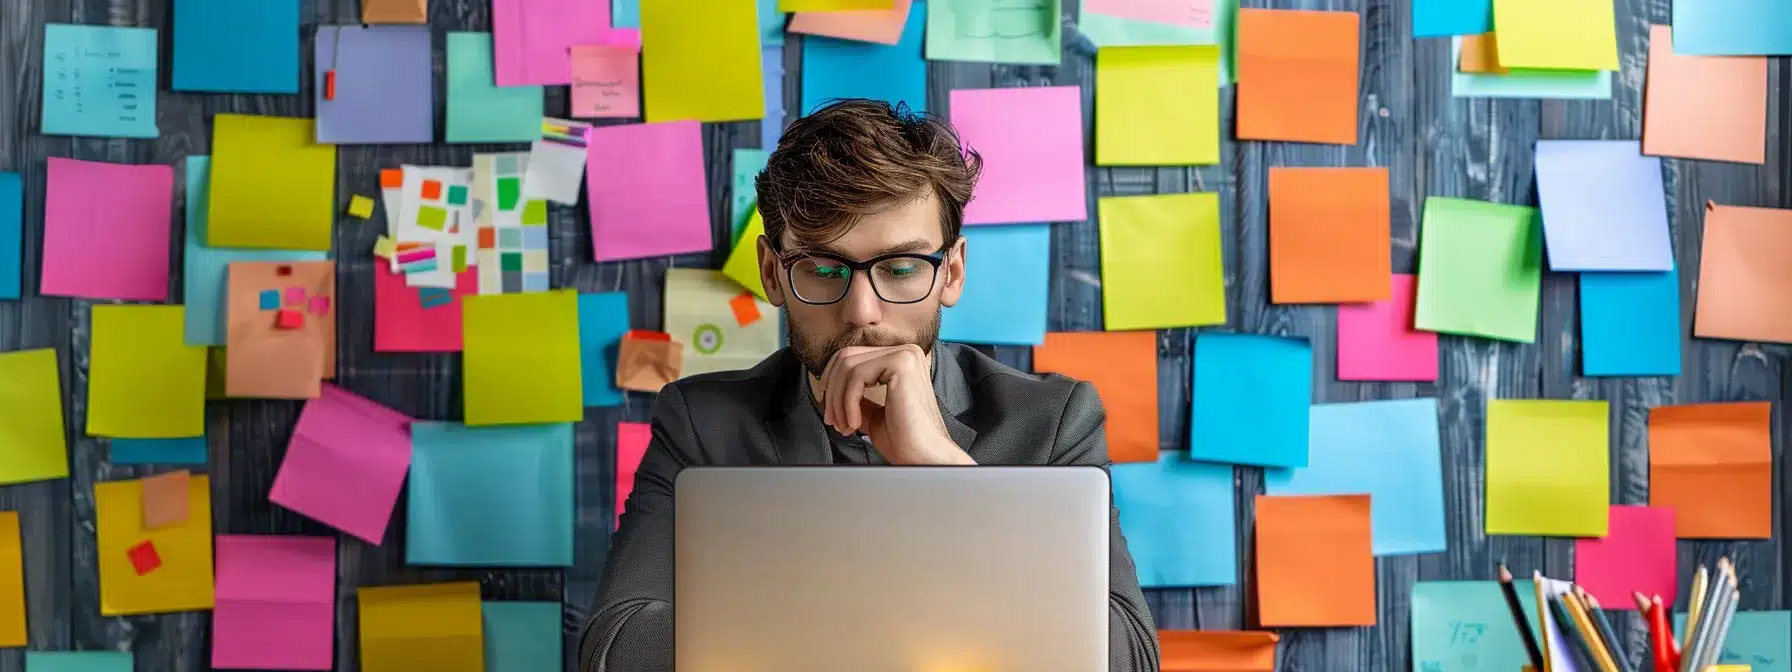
[41,24,159,139]
[571,46,641,119]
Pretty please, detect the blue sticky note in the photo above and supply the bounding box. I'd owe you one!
[613,0,640,28]
[732,148,772,245]
[0,172,19,300]
[171,0,300,93]
[483,602,564,672]
[1535,141,1673,271]
[1413,0,1490,38]
[759,0,786,46]
[258,290,281,310]
[1190,333,1311,468]
[940,224,1050,346]
[1411,581,1537,672]
[1673,1,1792,56]
[1265,399,1445,556]
[1676,611,1791,672]
[762,47,787,149]
[1451,38,1612,100]
[41,24,159,139]
[111,436,208,465]
[445,32,544,144]
[180,157,328,346]
[1111,452,1236,587]
[578,292,630,407]
[25,651,134,672]
[801,2,928,117]
[1580,268,1681,377]
[408,422,575,567]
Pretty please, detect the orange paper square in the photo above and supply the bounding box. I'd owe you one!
[1268,167,1391,303]
[1032,332,1159,463]
[1236,9,1360,145]
[787,0,912,44]
[140,470,192,529]
[1159,630,1278,671]
[1254,494,1375,627]
[1458,33,1506,74]
[1649,401,1772,539]
[1642,25,1766,165]
[728,291,762,326]
[1693,203,1792,344]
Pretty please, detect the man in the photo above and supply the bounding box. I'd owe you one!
[579,99,1160,671]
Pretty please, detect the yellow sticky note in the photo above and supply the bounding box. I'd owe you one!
[1486,400,1610,537]
[0,511,24,647]
[463,290,584,426]
[372,236,397,261]
[0,349,68,486]
[642,0,765,122]
[781,0,892,9]
[722,208,768,301]
[207,114,337,250]
[1492,0,1618,71]
[88,305,206,438]
[1096,45,1219,166]
[359,582,484,672]
[348,194,376,219]
[96,475,215,616]
[1099,193,1226,330]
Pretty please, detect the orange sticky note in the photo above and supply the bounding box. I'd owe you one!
[0,511,23,647]
[1649,402,1772,539]
[1158,630,1278,672]
[1254,494,1376,627]
[140,470,192,529]
[787,0,912,44]
[1268,167,1391,304]
[1032,332,1159,464]
[1693,203,1792,344]
[1236,9,1360,145]
[1642,25,1766,165]
[1458,33,1507,74]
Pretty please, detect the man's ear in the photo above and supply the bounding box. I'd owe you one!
[938,235,967,308]
[756,235,787,307]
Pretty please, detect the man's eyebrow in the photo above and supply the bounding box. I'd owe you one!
[866,239,939,257]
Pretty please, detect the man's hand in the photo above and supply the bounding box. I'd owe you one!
[818,344,975,465]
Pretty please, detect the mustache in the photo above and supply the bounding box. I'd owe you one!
[825,328,913,351]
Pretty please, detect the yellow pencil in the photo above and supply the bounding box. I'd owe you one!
[1564,590,1620,672]
[1682,565,1708,655]
[1534,572,1554,672]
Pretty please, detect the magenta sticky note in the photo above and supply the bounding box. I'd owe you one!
[1337,274,1439,382]
[374,265,475,352]
[615,421,651,529]
[950,86,1088,226]
[307,295,330,316]
[587,121,712,262]
[269,384,413,544]
[1574,505,1677,610]
[211,535,336,670]
[284,286,306,305]
[492,0,617,86]
[40,157,175,301]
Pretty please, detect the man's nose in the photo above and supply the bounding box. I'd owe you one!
[838,273,883,327]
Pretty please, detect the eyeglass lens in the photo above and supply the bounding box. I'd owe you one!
[787,256,937,304]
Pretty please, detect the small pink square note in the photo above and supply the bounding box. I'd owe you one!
[1338,274,1438,381]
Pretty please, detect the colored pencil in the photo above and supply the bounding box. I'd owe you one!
[1500,563,1547,669]
[1564,590,1621,672]
[1536,572,1556,672]
[1654,595,1681,671]
[1550,592,1604,672]
[1679,565,1708,671]
[1702,588,1741,672]
[1691,562,1738,671]
[1581,590,1633,672]
[1636,592,1673,672]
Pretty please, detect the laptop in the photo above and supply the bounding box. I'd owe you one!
[675,466,1110,672]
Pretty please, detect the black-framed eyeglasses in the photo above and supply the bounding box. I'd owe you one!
[772,246,948,305]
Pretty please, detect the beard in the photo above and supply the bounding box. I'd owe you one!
[788,308,942,378]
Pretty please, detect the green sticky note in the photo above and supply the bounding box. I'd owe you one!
[1675,611,1790,672]
[482,602,564,671]
[462,291,584,426]
[26,651,134,672]
[446,32,544,144]
[1080,0,1238,86]
[452,245,468,273]
[88,305,207,438]
[1099,193,1226,330]
[1411,581,1538,672]
[522,200,548,226]
[925,0,1062,65]
[498,177,521,211]
[730,148,771,246]
[1415,197,1542,343]
[1486,399,1609,536]
[0,349,69,486]
[417,205,448,231]
[447,185,469,206]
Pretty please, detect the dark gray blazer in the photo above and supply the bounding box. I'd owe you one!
[578,342,1162,671]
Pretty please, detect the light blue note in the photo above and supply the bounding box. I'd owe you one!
[940,224,1051,346]
[732,148,772,245]
[1411,581,1537,672]
[180,156,327,346]
[1078,0,1238,85]
[111,436,208,465]
[0,172,19,300]
[1190,333,1311,468]
[408,422,575,567]
[613,0,639,28]
[1412,0,1490,38]
[171,0,300,93]
[445,32,544,144]
[483,602,564,672]
[1111,451,1236,587]
[1265,399,1445,556]
[25,652,134,672]
[1580,268,1681,377]
[801,2,928,116]
[1673,0,1792,56]
[1676,611,1791,672]
[578,292,630,407]
[761,47,788,149]
[1450,38,1612,100]
[41,24,159,139]
[1535,141,1673,271]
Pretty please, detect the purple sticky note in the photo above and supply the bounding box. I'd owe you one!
[40,157,175,302]
[315,26,434,144]
[307,295,331,316]
[586,121,712,261]
[1534,140,1674,271]
[211,535,336,670]
[761,46,785,149]
[269,384,414,544]
[284,286,306,305]
[493,0,616,85]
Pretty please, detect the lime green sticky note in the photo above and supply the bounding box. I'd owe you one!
[1493,0,1619,71]
[463,290,584,426]
[1099,193,1226,330]
[207,115,336,250]
[925,0,1063,65]
[1485,399,1610,537]
[1095,45,1220,166]
[347,195,375,219]
[721,208,767,301]
[1414,197,1542,343]
[87,305,207,438]
[0,349,69,485]
[642,0,765,123]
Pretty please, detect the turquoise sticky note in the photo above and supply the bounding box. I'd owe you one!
[1675,611,1792,672]
[758,0,785,46]
[171,0,300,93]
[1411,581,1537,672]
[483,602,564,672]
[111,436,208,465]
[180,157,328,346]
[25,651,134,672]
[731,148,771,245]
[446,32,545,144]
[41,24,159,139]
[940,224,1050,346]
[1111,451,1236,587]
[408,422,575,566]
[800,2,927,116]
[1265,399,1445,556]
[1190,333,1311,468]
[1673,1,1792,56]
[1,172,20,300]
[578,292,630,407]
[612,0,639,27]
[1413,0,1490,38]
[1581,268,1681,377]
[1450,38,1612,100]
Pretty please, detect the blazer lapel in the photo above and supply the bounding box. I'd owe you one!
[763,351,832,465]
[932,344,980,452]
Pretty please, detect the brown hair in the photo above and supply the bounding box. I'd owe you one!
[755,99,982,252]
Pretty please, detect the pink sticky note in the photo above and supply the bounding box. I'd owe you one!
[950,87,1088,226]
[788,0,914,45]
[587,121,712,261]
[40,157,175,301]
[1337,274,1439,382]
[374,266,475,352]
[269,384,414,544]
[615,421,651,529]
[493,0,615,85]
[571,45,642,119]
[307,295,331,316]
[284,286,307,305]
[211,535,336,670]
[1084,0,1212,28]
[1575,506,1677,610]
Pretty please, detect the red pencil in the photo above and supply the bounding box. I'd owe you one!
[1649,594,1676,672]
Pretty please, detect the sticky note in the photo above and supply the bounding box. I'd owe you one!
[1580,268,1681,377]
[446,32,544,144]
[761,47,788,147]
[1532,140,1673,271]
[1255,494,1375,627]
[1098,193,1225,330]
[1158,630,1276,672]
[140,470,191,529]
[951,86,1086,225]
[1190,334,1310,468]
[483,602,564,671]
[126,541,161,574]
[88,306,206,438]
[269,384,414,544]
[1085,0,1211,28]
[1095,46,1219,166]
[801,4,928,116]
[408,422,575,566]
[587,121,712,261]
[171,0,298,93]
[0,512,22,647]
[40,158,175,302]
[1081,0,1237,87]
[1236,9,1359,145]
[1649,402,1773,539]
[1449,37,1612,99]
[463,291,584,425]
[570,45,642,118]
[364,0,428,23]
[1414,197,1542,343]
[1457,33,1506,73]
[1694,204,1792,343]
[315,26,434,144]
[1643,25,1767,165]
[0,172,18,300]
[24,652,133,672]
[1411,581,1537,672]
[722,209,768,301]
[1337,275,1436,382]
[665,268,782,378]
[1674,611,1790,672]
[375,267,474,352]
[729,293,762,326]
[41,24,159,138]
[96,475,214,615]
[1413,0,1490,37]
[111,436,207,466]
[1268,167,1389,303]
[610,330,677,390]
[181,157,328,346]
[616,421,651,527]
[358,582,484,672]
[225,260,336,399]
[210,535,335,669]
[1265,399,1443,555]
[1485,399,1609,536]
[730,149,771,244]
[0,349,68,486]
[940,224,1050,346]
[790,0,912,44]
[1033,332,1159,463]
[578,292,631,407]
[1673,1,1792,56]
[926,0,1061,64]
[758,0,789,45]
[493,0,614,85]
[783,0,891,9]
[1111,452,1236,587]
[1492,0,1618,70]
[641,0,764,122]
[207,115,337,250]
[1575,505,1676,610]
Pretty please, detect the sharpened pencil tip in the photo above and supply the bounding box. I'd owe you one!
[1499,563,1513,582]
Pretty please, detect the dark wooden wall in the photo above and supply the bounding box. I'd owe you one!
[0,0,1787,670]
